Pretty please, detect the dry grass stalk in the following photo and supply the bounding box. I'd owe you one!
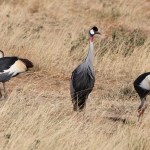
[0,0,150,149]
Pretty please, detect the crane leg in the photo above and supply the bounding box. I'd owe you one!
[3,82,7,99]
[137,97,147,122]
[0,88,2,99]
[76,94,79,114]
[77,94,79,112]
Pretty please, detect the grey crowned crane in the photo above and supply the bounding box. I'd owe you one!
[133,72,150,120]
[0,50,33,98]
[70,26,100,111]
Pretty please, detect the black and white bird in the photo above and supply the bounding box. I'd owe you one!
[70,26,100,111]
[133,72,150,120]
[0,50,33,98]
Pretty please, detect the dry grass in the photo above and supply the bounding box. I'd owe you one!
[0,0,150,149]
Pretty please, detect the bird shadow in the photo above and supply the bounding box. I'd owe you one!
[0,97,7,101]
[107,116,127,124]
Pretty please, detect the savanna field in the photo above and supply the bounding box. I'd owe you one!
[0,0,150,149]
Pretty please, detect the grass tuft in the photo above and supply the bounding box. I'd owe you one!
[0,0,150,149]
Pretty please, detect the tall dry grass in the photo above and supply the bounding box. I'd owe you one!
[0,0,150,149]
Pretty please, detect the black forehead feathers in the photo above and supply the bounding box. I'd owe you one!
[92,26,98,32]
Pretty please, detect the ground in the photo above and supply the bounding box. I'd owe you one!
[0,0,150,149]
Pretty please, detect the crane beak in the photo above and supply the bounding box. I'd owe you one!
[95,31,101,34]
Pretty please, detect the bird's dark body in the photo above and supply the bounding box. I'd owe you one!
[0,57,33,82]
[0,57,18,82]
[0,50,33,99]
[0,72,13,82]
[0,57,18,72]
[71,64,95,111]
[133,72,150,99]
[134,72,150,86]
[134,84,149,99]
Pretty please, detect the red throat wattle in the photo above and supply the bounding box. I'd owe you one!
[139,110,143,116]
[90,37,94,42]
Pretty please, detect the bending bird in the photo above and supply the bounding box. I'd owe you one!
[133,72,150,120]
[70,26,100,111]
[0,50,33,98]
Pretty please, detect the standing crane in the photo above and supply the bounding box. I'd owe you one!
[70,26,100,111]
[133,72,150,120]
[0,50,33,98]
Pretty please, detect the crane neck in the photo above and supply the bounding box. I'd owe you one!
[85,36,94,65]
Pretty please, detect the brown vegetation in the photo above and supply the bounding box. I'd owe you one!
[0,0,150,149]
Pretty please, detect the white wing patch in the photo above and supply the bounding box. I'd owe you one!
[139,75,150,90]
[2,60,27,76]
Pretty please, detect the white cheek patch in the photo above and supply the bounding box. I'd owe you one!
[90,29,94,35]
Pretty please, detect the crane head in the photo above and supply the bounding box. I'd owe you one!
[89,26,101,36]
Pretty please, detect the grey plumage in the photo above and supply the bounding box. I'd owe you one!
[70,26,100,111]
[0,72,14,82]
